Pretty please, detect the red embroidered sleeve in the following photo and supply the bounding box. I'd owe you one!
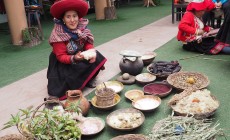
[178,12,196,34]
[84,42,94,50]
[52,42,72,64]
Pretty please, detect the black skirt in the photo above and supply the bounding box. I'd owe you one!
[47,51,106,99]
[215,0,230,46]
[183,37,218,54]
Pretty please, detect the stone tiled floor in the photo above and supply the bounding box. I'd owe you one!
[0,15,178,136]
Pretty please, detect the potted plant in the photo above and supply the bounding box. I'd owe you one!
[22,27,42,47]
[1,100,82,140]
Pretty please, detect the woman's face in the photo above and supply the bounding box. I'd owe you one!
[62,10,79,30]
[194,10,205,18]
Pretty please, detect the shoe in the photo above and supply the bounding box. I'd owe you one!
[86,79,97,88]
[101,65,105,70]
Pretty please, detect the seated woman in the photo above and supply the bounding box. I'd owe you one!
[215,0,230,53]
[177,0,227,54]
[47,0,107,100]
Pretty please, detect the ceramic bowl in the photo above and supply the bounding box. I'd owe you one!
[141,52,157,66]
[132,95,161,112]
[106,108,145,131]
[91,94,120,110]
[135,73,156,85]
[125,89,144,101]
[77,117,105,136]
[143,82,172,98]
[96,81,124,94]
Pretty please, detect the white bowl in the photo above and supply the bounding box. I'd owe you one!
[132,95,161,112]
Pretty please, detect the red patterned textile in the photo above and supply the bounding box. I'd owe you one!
[49,18,94,44]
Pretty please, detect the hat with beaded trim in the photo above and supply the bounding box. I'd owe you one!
[50,0,88,19]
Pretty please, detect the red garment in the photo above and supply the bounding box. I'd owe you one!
[204,0,215,11]
[186,0,215,11]
[50,0,88,19]
[177,11,212,42]
[52,41,93,64]
[186,1,207,11]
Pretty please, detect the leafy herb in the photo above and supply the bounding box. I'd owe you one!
[147,116,226,140]
[65,100,82,113]
[1,102,81,139]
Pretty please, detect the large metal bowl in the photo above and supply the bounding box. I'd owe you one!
[96,81,124,94]
[77,117,105,136]
[106,108,145,131]
[132,95,161,112]
[135,73,156,85]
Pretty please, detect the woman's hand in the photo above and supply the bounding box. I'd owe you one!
[74,52,84,62]
[196,29,204,36]
[88,49,97,63]
[80,49,97,63]
[89,55,96,63]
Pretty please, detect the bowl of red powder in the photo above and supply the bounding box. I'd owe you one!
[143,82,172,98]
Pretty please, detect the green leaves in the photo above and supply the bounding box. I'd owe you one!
[65,100,82,114]
[1,104,81,139]
[1,113,21,130]
[147,116,225,140]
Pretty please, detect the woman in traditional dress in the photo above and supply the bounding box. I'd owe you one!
[47,0,107,100]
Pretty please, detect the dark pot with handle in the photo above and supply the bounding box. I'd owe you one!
[119,50,144,75]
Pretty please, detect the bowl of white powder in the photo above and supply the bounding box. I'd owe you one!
[132,95,161,112]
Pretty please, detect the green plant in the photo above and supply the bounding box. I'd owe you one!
[22,28,31,43]
[1,101,81,140]
[65,99,82,113]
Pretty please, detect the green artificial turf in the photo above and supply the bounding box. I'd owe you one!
[0,0,171,88]
[85,38,230,140]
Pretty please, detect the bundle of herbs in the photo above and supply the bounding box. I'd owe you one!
[147,115,226,140]
[1,100,82,140]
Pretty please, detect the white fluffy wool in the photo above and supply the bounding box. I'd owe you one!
[80,49,96,60]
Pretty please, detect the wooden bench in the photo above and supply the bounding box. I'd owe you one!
[172,1,188,23]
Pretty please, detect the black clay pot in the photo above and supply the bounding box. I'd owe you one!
[119,56,144,76]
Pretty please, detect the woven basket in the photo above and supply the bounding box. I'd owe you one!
[18,99,65,139]
[95,88,115,107]
[168,89,219,119]
[167,71,210,90]
[0,134,26,140]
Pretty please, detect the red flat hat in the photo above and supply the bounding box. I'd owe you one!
[187,0,207,11]
[50,0,88,19]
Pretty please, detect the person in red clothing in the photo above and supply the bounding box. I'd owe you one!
[177,0,227,54]
[47,0,107,100]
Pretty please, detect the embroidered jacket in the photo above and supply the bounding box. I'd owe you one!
[177,11,212,42]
